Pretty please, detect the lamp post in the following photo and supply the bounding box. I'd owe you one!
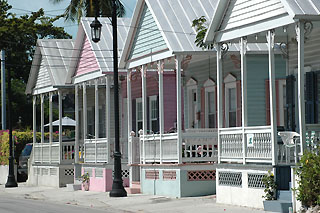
[5,52,17,188]
[90,0,126,197]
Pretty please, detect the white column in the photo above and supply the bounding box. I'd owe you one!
[267,30,278,166]
[176,55,182,164]
[75,85,79,164]
[49,92,53,164]
[297,22,306,153]
[240,37,247,164]
[94,79,99,163]
[83,83,87,162]
[58,90,63,164]
[158,60,164,164]
[105,76,111,163]
[142,65,147,164]
[40,94,44,163]
[216,44,223,164]
[95,79,99,139]
[32,96,37,162]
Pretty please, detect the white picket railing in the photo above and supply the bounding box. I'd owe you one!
[306,124,320,151]
[219,126,273,164]
[33,141,83,164]
[139,129,218,164]
[84,138,128,164]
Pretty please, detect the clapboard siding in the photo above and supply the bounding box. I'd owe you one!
[35,57,52,89]
[128,4,167,60]
[75,36,99,76]
[220,0,286,31]
[289,28,320,74]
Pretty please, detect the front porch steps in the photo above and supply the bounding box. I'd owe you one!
[66,183,82,191]
[264,190,292,213]
[125,181,141,194]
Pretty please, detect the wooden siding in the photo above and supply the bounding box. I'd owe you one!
[288,28,320,75]
[219,0,287,31]
[35,57,52,89]
[75,36,99,77]
[128,4,167,60]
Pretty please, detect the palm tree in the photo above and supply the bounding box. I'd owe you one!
[51,0,125,23]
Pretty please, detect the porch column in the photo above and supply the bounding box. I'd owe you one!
[105,76,111,162]
[49,92,53,164]
[58,90,63,164]
[75,85,79,164]
[95,79,99,139]
[82,83,87,161]
[297,21,306,153]
[95,79,99,163]
[176,55,182,164]
[158,60,164,164]
[142,65,147,164]
[216,44,223,164]
[32,96,37,162]
[267,30,278,166]
[40,94,44,163]
[240,37,248,164]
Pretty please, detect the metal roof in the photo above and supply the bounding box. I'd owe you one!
[66,17,130,84]
[281,0,320,17]
[26,39,75,94]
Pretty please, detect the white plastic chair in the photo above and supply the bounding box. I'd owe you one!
[278,131,300,163]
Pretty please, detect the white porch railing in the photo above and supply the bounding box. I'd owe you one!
[128,136,140,164]
[306,124,320,151]
[84,138,128,164]
[33,141,83,164]
[219,126,273,164]
[139,129,218,164]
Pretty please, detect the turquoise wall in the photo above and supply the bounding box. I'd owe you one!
[246,55,286,126]
[128,4,167,60]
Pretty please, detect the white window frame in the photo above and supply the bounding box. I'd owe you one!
[136,98,143,132]
[149,95,158,133]
[186,78,198,128]
[224,74,237,127]
[278,79,286,127]
[204,79,216,128]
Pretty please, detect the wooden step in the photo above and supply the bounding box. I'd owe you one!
[125,187,141,194]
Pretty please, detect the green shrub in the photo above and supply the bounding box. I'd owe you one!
[262,171,277,200]
[296,149,320,207]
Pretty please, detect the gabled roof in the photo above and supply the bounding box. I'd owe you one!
[119,0,218,68]
[66,17,130,84]
[26,39,74,95]
[205,0,320,43]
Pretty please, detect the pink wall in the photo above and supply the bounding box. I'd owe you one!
[121,71,178,132]
[75,36,99,76]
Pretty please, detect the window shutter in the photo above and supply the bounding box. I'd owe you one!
[286,75,295,131]
[147,97,150,131]
[215,85,218,128]
[305,72,315,124]
[201,87,205,128]
[276,80,280,126]
[266,80,270,125]
[132,99,136,134]
[156,95,160,133]
[315,72,320,123]
[222,83,225,128]
[236,80,242,127]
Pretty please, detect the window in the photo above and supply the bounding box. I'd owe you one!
[136,98,143,132]
[224,74,237,128]
[87,107,95,137]
[187,78,198,128]
[149,96,159,133]
[278,80,286,127]
[99,105,106,138]
[204,79,216,128]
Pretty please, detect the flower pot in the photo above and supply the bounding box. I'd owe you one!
[83,181,89,191]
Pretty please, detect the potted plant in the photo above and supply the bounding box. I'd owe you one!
[262,171,277,211]
[81,172,90,191]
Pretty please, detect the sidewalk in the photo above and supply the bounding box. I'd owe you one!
[0,183,265,213]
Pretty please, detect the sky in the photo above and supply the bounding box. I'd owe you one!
[7,0,137,38]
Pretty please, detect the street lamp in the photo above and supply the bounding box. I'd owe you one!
[90,17,102,43]
[90,0,127,197]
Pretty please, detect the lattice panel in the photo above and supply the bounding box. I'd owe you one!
[218,172,242,187]
[188,170,216,181]
[145,170,159,180]
[42,168,49,176]
[64,169,74,176]
[95,168,103,178]
[84,168,93,177]
[248,173,266,188]
[50,168,58,176]
[112,169,130,178]
[246,133,272,158]
[220,134,243,158]
[163,170,177,180]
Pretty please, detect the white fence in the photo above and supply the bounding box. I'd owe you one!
[84,138,128,164]
[139,129,218,164]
